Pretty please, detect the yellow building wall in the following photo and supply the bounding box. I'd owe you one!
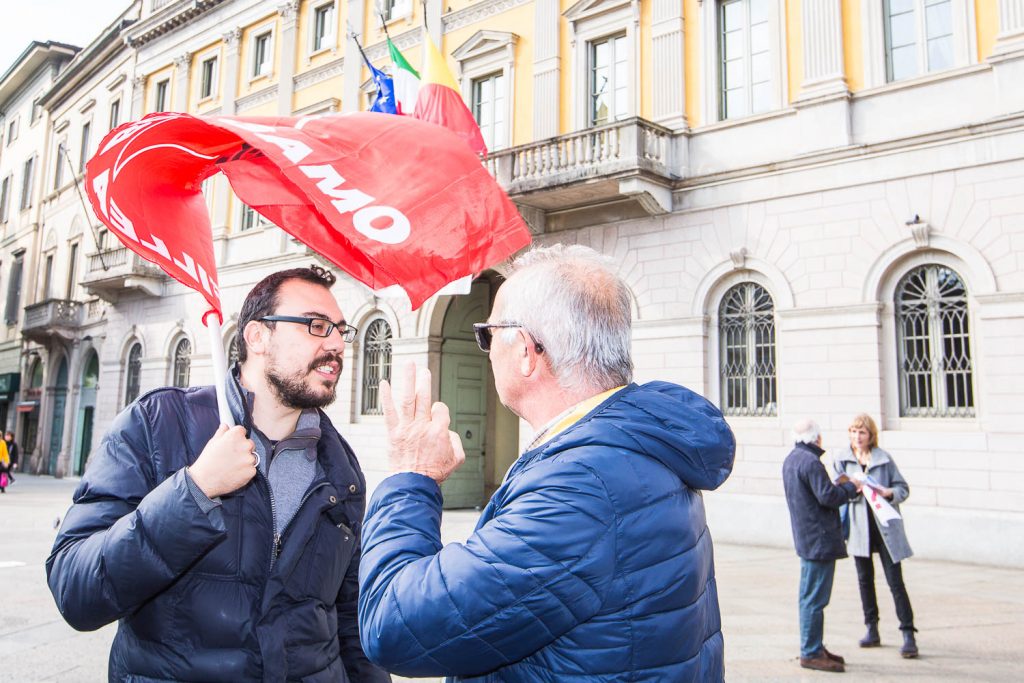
[842,0,864,92]
[976,0,999,60]
[189,42,224,114]
[239,14,281,97]
[145,65,174,114]
[684,0,701,127]
[786,0,801,103]
[293,76,344,112]
[639,0,653,120]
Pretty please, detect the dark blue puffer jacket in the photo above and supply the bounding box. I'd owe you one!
[359,381,736,681]
[46,382,388,683]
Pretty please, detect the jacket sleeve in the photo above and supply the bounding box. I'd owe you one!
[885,456,910,505]
[805,460,856,509]
[337,531,391,682]
[45,402,229,631]
[359,464,617,678]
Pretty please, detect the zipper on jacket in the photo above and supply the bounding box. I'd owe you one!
[259,472,280,573]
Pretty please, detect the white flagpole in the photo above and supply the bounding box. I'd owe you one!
[207,316,235,426]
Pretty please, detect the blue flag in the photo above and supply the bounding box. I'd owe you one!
[368,62,397,114]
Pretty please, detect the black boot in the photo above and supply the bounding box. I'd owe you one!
[859,622,880,648]
[900,630,918,658]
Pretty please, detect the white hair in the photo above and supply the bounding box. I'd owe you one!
[792,419,822,445]
[497,244,633,392]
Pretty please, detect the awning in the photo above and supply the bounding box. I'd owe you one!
[16,400,38,413]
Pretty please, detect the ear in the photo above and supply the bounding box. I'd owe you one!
[242,320,269,357]
[517,330,544,378]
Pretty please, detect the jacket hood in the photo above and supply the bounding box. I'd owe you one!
[543,381,736,491]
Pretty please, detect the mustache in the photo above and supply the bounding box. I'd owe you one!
[308,354,343,373]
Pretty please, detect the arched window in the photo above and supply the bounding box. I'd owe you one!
[124,343,142,405]
[172,338,192,388]
[719,282,777,416]
[361,318,393,415]
[895,264,974,417]
[227,333,240,367]
[82,351,99,389]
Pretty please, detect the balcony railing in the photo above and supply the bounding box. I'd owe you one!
[83,246,164,302]
[486,117,675,193]
[22,299,85,342]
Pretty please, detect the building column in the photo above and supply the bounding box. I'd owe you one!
[798,0,847,100]
[173,51,192,111]
[994,0,1024,54]
[651,0,686,129]
[342,0,366,113]
[277,1,299,115]
[532,0,560,139]
[131,75,147,118]
[221,28,242,115]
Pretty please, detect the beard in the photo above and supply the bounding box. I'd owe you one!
[265,353,342,410]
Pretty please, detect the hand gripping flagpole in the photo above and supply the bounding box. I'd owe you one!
[204,311,235,427]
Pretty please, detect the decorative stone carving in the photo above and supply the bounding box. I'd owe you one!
[730,247,749,269]
[907,215,931,248]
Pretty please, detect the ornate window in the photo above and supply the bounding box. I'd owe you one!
[895,264,974,417]
[719,282,777,416]
[172,338,192,388]
[361,318,393,415]
[125,343,142,405]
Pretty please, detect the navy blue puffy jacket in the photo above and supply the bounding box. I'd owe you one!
[359,382,736,681]
[46,384,388,682]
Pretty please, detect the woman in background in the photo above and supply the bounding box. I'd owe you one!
[833,413,918,659]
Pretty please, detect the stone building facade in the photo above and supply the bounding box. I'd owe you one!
[0,0,1021,566]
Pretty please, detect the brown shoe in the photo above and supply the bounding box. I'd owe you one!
[823,647,845,664]
[800,651,845,672]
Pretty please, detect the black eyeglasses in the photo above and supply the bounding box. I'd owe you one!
[473,322,544,354]
[259,315,358,342]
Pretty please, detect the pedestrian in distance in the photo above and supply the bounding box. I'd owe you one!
[833,413,919,659]
[46,265,389,682]
[782,419,861,673]
[4,431,16,483]
[0,434,9,493]
[358,244,736,681]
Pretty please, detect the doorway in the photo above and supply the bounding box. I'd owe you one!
[74,350,99,475]
[47,358,69,475]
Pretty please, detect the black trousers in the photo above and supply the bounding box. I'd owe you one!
[854,507,915,631]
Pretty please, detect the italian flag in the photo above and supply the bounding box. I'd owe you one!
[387,34,487,157]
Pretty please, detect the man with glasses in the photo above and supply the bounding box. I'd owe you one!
[47,265,389,683]
[358,245,737,681]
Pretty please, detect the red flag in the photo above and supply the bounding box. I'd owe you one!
[85,112,530,313]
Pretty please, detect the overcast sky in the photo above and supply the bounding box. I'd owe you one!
[0,0,134,74]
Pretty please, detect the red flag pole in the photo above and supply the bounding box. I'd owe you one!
[204,312,234,426]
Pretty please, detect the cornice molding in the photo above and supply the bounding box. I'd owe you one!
[443,0,532,32]
[235,84,279,112]
[294,56,345,90]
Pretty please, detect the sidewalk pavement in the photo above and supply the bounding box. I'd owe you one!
[2,474,1021,682]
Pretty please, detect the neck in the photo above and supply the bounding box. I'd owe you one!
[522,382,607,432]
[239,362,301,441]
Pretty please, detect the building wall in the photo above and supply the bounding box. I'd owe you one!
[4,0,1022,564]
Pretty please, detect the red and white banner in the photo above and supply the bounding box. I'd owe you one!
[85,112,531,315]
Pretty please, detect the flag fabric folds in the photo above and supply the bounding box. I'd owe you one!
[388,38,421,116]
[84,112,531,314]
[367,60,397,114]
[414,34,488,156]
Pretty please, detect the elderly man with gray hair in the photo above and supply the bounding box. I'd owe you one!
[357,244,736,681]
[783,419,861,673]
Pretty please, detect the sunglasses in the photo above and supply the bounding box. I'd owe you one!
[472,322,544,354]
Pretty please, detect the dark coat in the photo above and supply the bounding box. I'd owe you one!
[359,381,736,681]
[782,441,857,561]
[46,383,388,683]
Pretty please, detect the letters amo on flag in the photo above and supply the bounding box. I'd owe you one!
[85,112,530,313]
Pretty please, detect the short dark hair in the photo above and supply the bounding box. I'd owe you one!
[235,264,337,364]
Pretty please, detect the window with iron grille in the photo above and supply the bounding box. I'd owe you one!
[361,318,392,415]
[719,282,777,416]
[172,338,192,388]
[125,343,142,405]
[895,264,974,417]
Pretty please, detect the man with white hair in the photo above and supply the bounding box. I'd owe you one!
[358,244,736,681]
[783,418,861,673]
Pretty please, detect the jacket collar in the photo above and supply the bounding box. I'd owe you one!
[795,441,826,458]
[836,445,891,468]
